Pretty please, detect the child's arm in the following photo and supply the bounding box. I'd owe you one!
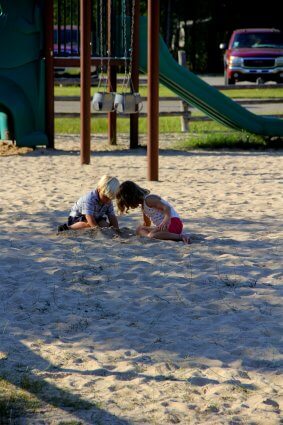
[108,214,120,231]
[143,212,151,227]
[85,214,98,228]
[146,195,171,230]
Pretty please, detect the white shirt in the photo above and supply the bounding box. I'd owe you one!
[143,195,180,226]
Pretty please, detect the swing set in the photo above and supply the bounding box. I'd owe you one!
[92,0,142,115]
[45,0,160,180]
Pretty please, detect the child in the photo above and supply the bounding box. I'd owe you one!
[116,180,190,243]
[58,175,120,233]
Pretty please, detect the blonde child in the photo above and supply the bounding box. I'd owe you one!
[116,180,190,243]
[58,175,120,232]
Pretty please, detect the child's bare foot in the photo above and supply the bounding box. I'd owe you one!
[181,233,190,244]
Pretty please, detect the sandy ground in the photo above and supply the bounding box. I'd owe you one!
[0,135,282,425]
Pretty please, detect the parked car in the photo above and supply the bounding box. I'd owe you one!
[53,25,79,57]
[53,25,98,79]
[219,28,283,85]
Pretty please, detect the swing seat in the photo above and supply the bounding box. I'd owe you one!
[92,92,115,112]
[114,92,143,114]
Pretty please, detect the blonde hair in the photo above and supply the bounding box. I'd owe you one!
[97,175,120,200]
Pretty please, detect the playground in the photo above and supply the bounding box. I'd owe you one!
[1,0,283,179]
[0,136,282,423]
[0,1,282,423]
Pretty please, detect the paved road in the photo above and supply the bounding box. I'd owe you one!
[199,74,279,86]
[55,75,283,116]
[55,99,282,116]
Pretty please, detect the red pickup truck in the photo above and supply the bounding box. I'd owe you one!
[219,28,283,85]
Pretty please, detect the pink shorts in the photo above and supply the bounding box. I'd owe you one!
[168,217,183,234]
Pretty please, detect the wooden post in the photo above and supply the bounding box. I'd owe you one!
[44,0,54,148]
[107,66,117,145]
[80,0,91,164]
[107,0,117,145]
[147,0,159,181]
[129,0,140,149]
[178,50,190,132]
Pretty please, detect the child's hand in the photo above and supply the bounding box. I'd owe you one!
[157,217,170,231]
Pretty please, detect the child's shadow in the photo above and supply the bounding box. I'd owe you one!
[59,226,136,240]
[60,227,205,244]
[91,226,136,240]
[92,228,205,244]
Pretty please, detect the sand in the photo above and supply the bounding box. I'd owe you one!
[0,135,282,424]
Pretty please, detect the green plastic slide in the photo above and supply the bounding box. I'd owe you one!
[0,0,48,147]
[139,17,283,137]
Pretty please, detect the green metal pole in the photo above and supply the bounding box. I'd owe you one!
[44,0,54,148]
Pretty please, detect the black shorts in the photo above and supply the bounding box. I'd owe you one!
[68,215,108,226]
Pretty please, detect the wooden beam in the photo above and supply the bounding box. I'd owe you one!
[54,57,127,67]
[147,0,159,181]
[130,0,140,149]
[80,0,92,164]
[107,0,117,145]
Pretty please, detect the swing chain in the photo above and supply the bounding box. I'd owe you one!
[92,0,115,112]
[98,0,105,89]
[107,0,113,92]
[121,0,136,93]
[128,0,136,80]
[114,0,142,114]
[93,0,142,114]
[121,0,128,91]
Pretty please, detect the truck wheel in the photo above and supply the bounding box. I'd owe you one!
[225,73,235,85]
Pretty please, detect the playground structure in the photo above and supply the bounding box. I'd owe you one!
[0,0,48,147]
[0,0,160,179]
[1,0,283,181]
[45,0,159,176]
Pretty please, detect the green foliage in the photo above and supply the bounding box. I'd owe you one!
[55,116,283,150]
[53,0,79,25]
[53,0,282,73]
[0,377,41,421]
[55,84,283,99]
[222,88,283,99]
[54,77,283,150]
[0,373,94,422]
[55,116,194,134]
[174,132,270,150]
